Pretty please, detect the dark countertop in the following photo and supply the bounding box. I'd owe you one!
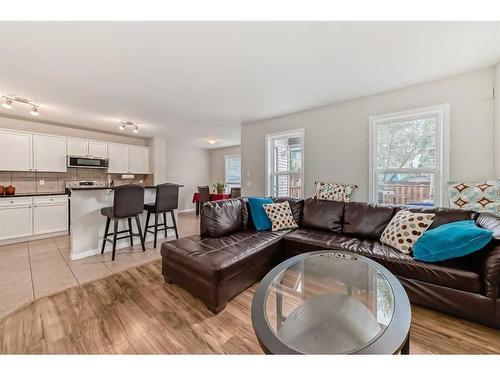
[69,186,155,191]
[0,192,68,198]
[69,184,183,191]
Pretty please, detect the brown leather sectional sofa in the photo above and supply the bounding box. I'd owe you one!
[161,197,500,329]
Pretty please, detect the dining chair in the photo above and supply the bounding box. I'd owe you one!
[230,187,241,198]
[197,185,211,213]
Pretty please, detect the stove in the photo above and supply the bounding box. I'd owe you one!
[65,180,108,189]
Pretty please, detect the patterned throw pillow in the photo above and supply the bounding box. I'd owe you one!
[263,201,299,231]
[313,181,358,202]
[447,180,500,215]
[380,209,435,254]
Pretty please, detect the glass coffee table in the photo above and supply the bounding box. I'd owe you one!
[251,251,411,354]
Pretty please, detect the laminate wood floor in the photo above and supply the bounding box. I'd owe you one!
[0,259,498,354]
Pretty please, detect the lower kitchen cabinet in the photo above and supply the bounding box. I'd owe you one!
[33,196,69,235]
[0,197,34,241]
[0,195,68,243]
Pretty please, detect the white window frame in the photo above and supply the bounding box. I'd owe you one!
[224,153,241,187]
[368,104,450,207]
[265,128,305,198]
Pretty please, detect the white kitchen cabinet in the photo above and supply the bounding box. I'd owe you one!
[34,135,67,172]
[33,195,68,235]
[0,130,32,171]
[129,145,150,174]
[67,138,89,156]
[0,197,33,241]
[107,143,130,173]
[88,141,108,158]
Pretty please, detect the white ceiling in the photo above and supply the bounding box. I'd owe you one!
[0,22,499,148]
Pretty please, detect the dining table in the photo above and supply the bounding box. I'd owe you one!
[192,192,231,215]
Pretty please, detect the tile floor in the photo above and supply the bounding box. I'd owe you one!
[0,211,200,319]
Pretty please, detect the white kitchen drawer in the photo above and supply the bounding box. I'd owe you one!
[0,197,33,208]
[34,195,68,206]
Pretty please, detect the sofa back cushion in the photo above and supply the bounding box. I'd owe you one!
[407,206,477,230]
[344,202,396,240]
[476,213,500,240]
[201,198,244,238]
[302,198,344,233]
[273,197,304,225]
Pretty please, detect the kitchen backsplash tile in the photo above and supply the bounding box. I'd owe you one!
[0,169,153,194]
[0,172,11,187]
[14,177,36,194]
[36,177,58,193]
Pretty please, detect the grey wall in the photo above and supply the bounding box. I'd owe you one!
[241,67,495,201]
[495,61,500,178]
[209,145,241,186]
[165,140,211,211]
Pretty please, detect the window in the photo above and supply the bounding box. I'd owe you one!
[369,104,449,207]
[224,154,241,189]
[266,129,304,198]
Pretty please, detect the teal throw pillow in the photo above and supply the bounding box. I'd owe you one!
[248,196,273,231]
[413,220,493,262]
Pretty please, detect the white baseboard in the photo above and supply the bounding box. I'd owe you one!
[0,230,68,247]
[177,208,195,213]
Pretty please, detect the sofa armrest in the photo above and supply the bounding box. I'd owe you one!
[482,241,500,299]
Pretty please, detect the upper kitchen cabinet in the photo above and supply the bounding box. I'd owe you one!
[88,141,108,158]
[0,130,32,171]
[67,139,108,158]
[33,134,67,172]
[107,143,130,173]
[129,145,150,174]
[67,138,88,156]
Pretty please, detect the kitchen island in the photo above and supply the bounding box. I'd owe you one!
[69,186,177,260]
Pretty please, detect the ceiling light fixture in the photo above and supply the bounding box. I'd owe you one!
[1,94,40,116]
[119,121,139,133]
[207,139,218,144]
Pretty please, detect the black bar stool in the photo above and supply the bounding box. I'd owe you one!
[101,185,146,261]
[144,183,181,248]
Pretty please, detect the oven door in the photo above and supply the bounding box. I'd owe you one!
[67,156,109,169]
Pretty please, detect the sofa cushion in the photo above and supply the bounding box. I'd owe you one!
[263,201,298,231]
[476,213,500,240]
[161,229,287,283]
[273,197,304,225]
[248,197,273,231]
[380,209,435,254]
[413,220,493,262]
[406,206,477,230]
[313,181,357,202]
[202,198,244,237]
[282,229,481,293]
[447,179,500,214]
[344,202,396,240]
[350,239,482,293]
[302,198,344,232]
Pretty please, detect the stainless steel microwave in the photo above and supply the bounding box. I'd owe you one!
[67,156,109,169]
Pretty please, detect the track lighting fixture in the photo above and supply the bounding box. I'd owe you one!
[1,94,40,116]
[119,121,139,133]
